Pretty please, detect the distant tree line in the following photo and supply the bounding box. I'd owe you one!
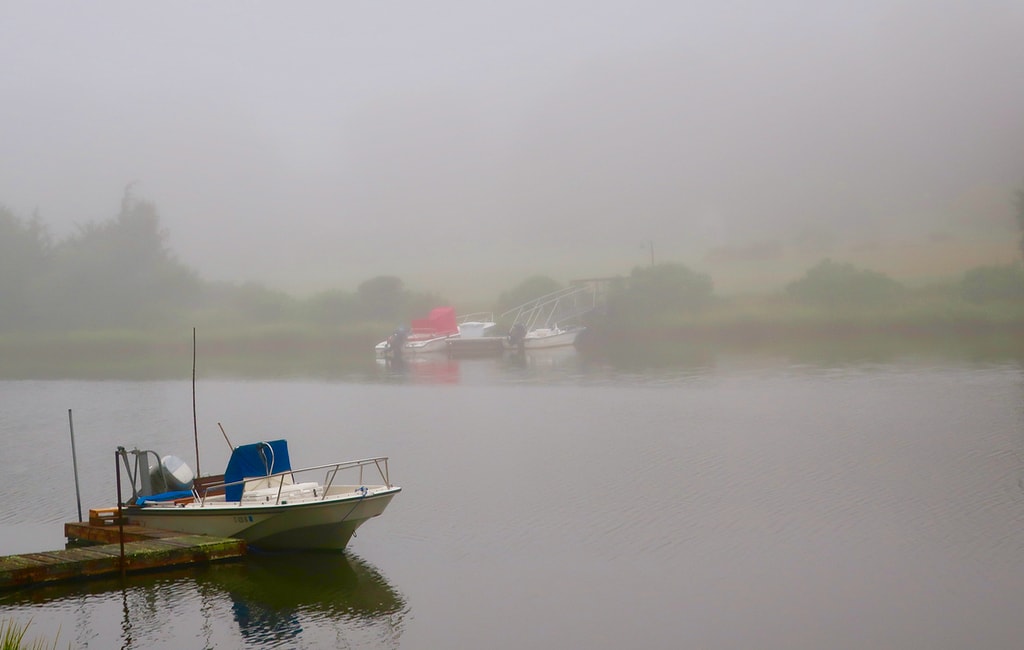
[0,195,447,333]
[2,185,1023,336]
[0,195,201,331]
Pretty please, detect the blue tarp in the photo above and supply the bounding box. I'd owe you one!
[224,439,293,502]
[140,490,194,503]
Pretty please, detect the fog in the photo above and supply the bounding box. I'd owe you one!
[2,1,1023,300]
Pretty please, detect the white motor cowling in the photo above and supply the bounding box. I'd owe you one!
[161,455,195,491]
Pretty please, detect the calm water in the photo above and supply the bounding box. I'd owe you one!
[1,350,1023,649]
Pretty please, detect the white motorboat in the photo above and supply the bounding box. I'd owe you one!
[454,311,497,339]
[501,285,596,351]
[376,307,496,358]
[518,324,585,349]
[114,439,400,551]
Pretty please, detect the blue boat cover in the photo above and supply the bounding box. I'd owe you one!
[140,490,194,503]
[224,439,293,502]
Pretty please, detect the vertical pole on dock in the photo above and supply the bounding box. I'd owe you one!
[115,451,126,578]
[193,327,200,477]
[68,409,83,522]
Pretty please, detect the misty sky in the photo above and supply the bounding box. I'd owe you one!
[2,1,1023,299]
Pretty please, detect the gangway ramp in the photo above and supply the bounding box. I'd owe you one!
[500,283,600,332]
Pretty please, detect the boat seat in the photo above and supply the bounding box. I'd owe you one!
[241,481,320,504]
[243,473,295,493]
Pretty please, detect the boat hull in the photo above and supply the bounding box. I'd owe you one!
[402,335,454,354]
[376,334,455,357]
[507,327,584,350]
[125,487,401,551]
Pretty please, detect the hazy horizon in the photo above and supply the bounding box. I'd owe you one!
[2,1,1022,302]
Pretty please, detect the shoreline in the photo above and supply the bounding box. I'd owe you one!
[2,318,1022,380]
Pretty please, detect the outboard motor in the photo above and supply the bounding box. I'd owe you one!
[386,326,409,361]
[508,323,527,351]
[117,446,195,504]
[161,454,195,491]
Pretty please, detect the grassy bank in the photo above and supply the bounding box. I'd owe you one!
[0,323,386,380]
[2,299,1023,379]
[609,297,1024,341]
[578,294,1024,368]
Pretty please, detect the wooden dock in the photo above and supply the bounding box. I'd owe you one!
[0,510,246,590]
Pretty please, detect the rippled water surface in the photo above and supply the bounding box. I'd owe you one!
[1,352,1023,649]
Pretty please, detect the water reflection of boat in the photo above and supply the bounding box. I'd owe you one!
[525,345,579,366]
[376,355,460,384]
[504,345,580,371]
[211,552,407,645]
[0,551,407,648]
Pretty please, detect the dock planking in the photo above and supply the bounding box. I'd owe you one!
[65,520,181,544]
[0,519,246,590]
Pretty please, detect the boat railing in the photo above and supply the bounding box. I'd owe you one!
[194,456,393,505]
[499,285,598,331]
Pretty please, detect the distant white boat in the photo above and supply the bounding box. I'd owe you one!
[507,323,585,350]
[375,307,495,358]
[501,285,596,351]
[455,312,498,339]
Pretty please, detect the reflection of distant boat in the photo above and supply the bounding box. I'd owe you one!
[377,355,460,384]
[525,345,578,365]
[504,344,579,371]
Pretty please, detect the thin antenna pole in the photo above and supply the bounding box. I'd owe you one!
[218,422,235,450]
[68,409,83,522]
[193,327,200,476]
[115,451,125,578]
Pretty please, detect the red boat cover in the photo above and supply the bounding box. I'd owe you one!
[410,306,459,336]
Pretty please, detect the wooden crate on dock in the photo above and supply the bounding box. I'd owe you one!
[88,507,121,526]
